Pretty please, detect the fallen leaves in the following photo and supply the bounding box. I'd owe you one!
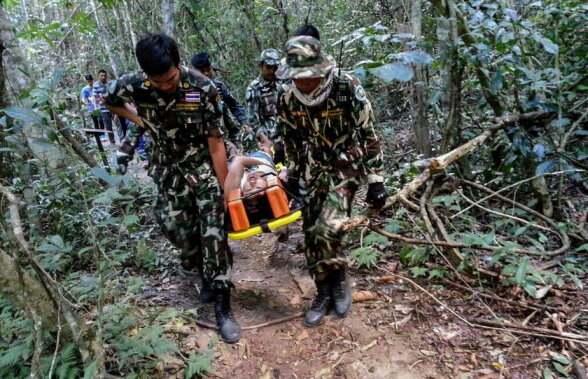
[376,275,396,283]
[296,329,309,342]
[352,290,378,302]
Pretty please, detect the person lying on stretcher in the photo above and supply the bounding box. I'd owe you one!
[224,145,301,230]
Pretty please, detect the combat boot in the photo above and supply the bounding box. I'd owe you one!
[214,289,242,343]
[199,280,214,303]
[303,279,332,327]
[330,269,351,317]
[198,265,214,303]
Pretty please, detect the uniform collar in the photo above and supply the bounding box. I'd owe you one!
[178,65,190,89]
[257,75,277,86]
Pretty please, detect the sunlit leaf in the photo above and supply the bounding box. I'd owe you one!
[3,106,45,125]
[369,63,413,82]
[536,160,556,175]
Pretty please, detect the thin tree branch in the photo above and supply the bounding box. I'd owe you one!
[343,111,552,232]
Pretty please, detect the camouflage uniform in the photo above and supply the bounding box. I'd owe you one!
[245,49,291,152]
[245,75,289,142]
[103,66,232,289]
[212,78,247,154]
[276,38,384,275]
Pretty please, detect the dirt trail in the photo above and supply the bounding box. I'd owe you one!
[179,225,442,379]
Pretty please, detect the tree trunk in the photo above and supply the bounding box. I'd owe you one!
[122,0,138,50]
[237,0,263,53]
[440,0,464,153]
[161,0,176,40]
[0,248,58,333]
[90,0,119,76]
[409,0,432,156]
[1,2,42,231]
[429,0,504,116]
[272,0,289,44]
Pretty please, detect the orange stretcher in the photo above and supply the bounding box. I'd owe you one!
[227,176,302,240]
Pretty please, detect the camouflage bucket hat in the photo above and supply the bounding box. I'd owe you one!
[258,49,281,66]
[276,36,336,79]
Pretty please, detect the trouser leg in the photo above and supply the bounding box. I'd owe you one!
[153,182,202,270]
[152,177,232,290]
[195,186,232,290]
[102,112,115,144]
[96,114,106,139]
[303,184,357,275]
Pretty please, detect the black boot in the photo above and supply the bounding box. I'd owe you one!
[304,279,332,328]
[214,290,241,343]
[198,264,214,303]
[199,280,214,303]
[330,269,352,317]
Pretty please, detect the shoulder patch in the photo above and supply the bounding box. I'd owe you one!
[183,82,190,88]
[355,85,367,102]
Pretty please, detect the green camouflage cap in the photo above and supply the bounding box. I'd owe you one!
[258,49,281,65]
[276,36,336,79]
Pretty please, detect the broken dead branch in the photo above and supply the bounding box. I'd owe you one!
[467,318,588,344]
[343,111,552,231]
[190,311,305,331]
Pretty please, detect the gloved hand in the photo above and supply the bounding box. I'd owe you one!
[366,182,388,209]
[115,151,132,175]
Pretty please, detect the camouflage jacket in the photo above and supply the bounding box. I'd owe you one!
[245,75,289,139]
[213,79,247,126]
[277,73,384,192]
[103,66,224,189]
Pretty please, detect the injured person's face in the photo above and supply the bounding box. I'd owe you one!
[242,171,268,198]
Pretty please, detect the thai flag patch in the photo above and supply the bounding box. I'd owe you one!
[185,92,200,103]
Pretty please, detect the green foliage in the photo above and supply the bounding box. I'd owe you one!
[185,352,213,378]
[350,246,381,269]
[39,343,82,379]
[399,246,432,266]
[0,297,34,377]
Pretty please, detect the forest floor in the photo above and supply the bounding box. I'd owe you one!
[110,123,586,378]
[132,216,573,379]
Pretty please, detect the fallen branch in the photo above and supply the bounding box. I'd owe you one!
[451,170,585,219]
[376,266,588,345]
[468,318,588,343]
[189,311,305,331]
[368,224,547,257]
[439,279,561,312]
[461,180,570,256]
[343,111,552,231]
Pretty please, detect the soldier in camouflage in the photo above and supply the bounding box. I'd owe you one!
[191,52,250,158]
[276,36,389,327]
[103,34,241,343]
[245,49,289,153]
